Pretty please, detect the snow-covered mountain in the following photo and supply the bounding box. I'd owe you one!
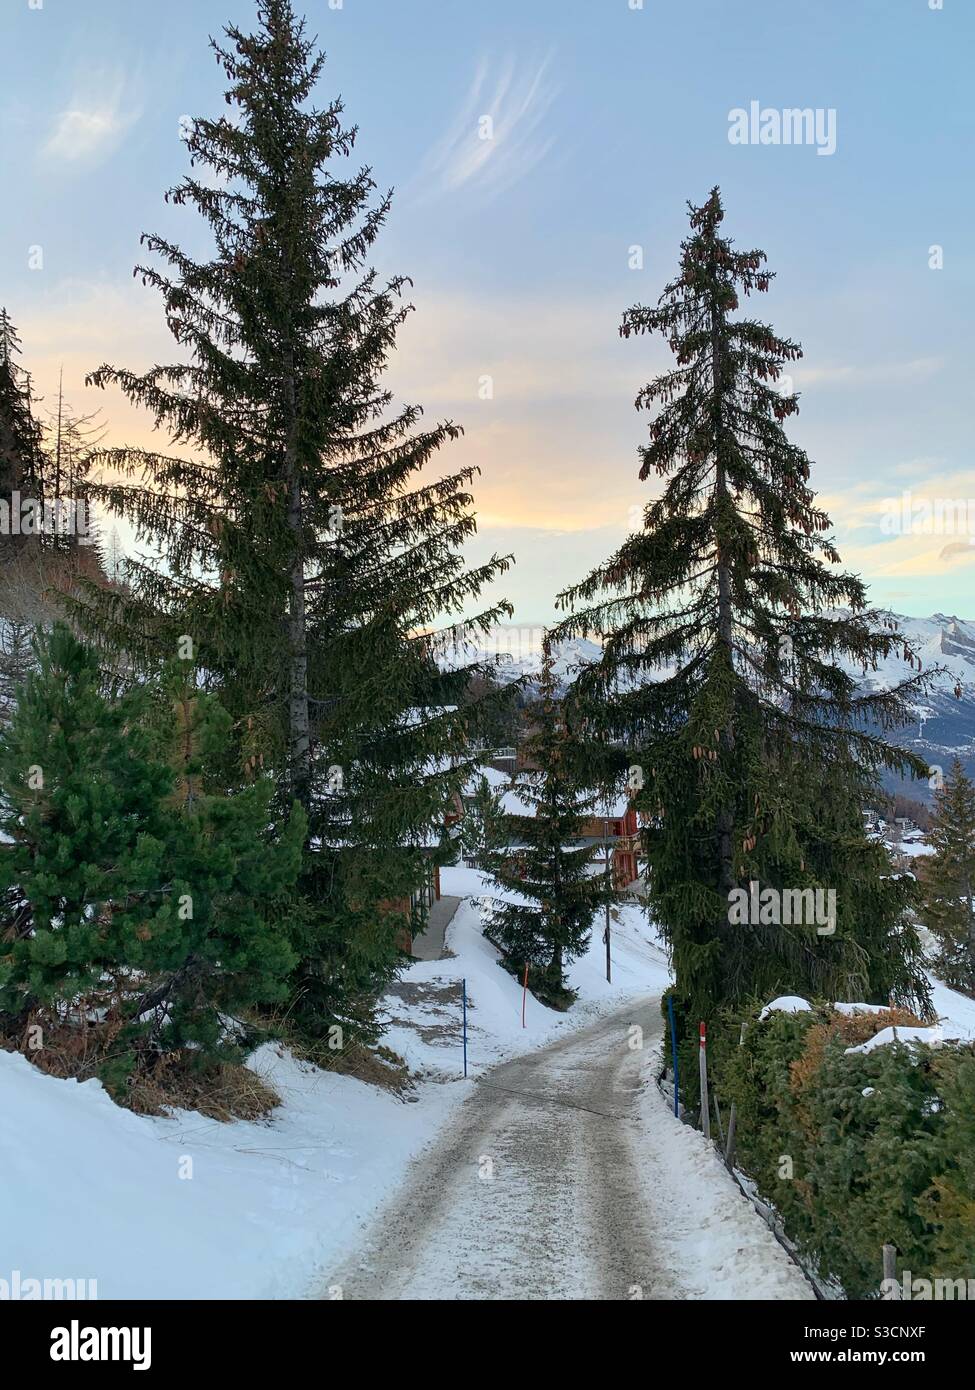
[468,615,975,802]
[857,614,975,801]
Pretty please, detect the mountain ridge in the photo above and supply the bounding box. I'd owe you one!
[467,613,975,803]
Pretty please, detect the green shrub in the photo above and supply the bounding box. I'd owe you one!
[715,1002,975,1297]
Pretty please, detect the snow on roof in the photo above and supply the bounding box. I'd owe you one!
[499,787,535,818]
[462,763,511,794]
[497,783,632,820]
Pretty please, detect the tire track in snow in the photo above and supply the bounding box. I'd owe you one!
[326,996,811,1300]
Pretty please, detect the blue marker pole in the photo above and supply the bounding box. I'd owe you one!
[462,977,468,1079]
[667,993,680,1117]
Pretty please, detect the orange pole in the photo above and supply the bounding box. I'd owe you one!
[522,963,529,1028]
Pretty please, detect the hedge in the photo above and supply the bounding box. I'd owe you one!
[709,1003,975,1298]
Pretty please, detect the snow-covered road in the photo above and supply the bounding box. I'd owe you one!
[328,998,813,1301]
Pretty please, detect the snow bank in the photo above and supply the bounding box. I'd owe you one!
[1,864,672,1300]
[633,1065,813,1300]
[0,1043,463,1299]
[927,974,975,1041]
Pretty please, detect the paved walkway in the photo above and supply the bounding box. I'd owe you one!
[326,998,814,1302]
[411,895,462,961]
[328,1000,678,1299]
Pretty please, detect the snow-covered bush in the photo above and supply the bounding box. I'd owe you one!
[717,1001,975,1297]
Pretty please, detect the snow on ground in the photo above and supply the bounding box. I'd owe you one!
[6,852,969,1302]
[898,841,936,858]
[633,1061,813,1300]
[383,863,671,1080]
[927,974,975,1040]
[0,1041,465,1300]
[0,865,671,1300]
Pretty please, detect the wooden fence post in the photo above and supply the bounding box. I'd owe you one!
[724,1021,748,1169]
[712,1092,725,1149]
[882,1244,900,1299]
[724,1103,737,1169]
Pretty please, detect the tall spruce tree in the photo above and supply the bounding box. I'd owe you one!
[919,759,975,994]
[75,0,513,1045]
[552,189,933,1029]
[482,653,606,1008]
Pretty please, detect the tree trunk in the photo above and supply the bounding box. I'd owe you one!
[966,873,975,985]
[710,295,737,903]
[281,348,311,813]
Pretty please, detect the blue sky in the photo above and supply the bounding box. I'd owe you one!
[2,0,973,622]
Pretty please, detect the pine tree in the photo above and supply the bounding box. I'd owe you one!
[459,771,505,868]
[919,760,975,994]
[552,189,933,1028]
[0,626,304,1089]
[482,653,606,1008]
[0,625,176,1044]
[74,1,513,1046]
[0,308,45,559]
[132,659,305,1065]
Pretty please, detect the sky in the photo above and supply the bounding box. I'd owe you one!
[1,0,973,625]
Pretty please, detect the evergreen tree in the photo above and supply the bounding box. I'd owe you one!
[0,308,45,559]
[459,770,505,868]
[133,658,305,1064]
[0,626,304,1088]
[781,744,930,1011]
[43,373,102,557]
[0,625,176,1044]
[919,759,975,994]
[552,189,933,1028]
[0,548,51,721]
[482,654,606,1008]
[75,1,513,1046]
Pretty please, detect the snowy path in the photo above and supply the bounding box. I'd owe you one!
[328,998,813,1301]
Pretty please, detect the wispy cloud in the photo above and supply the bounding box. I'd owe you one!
[420,54,558,201]
[791,357,943,389]
[820,463,975,582]
[42,70,141,164]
